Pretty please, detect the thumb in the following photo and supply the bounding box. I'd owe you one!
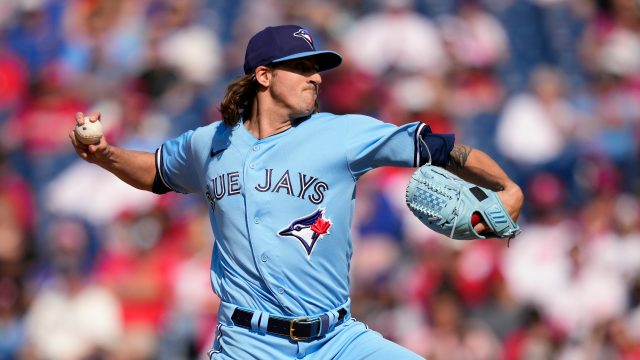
[474,222,488,234]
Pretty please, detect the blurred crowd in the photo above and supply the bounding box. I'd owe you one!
[1,0,640,359]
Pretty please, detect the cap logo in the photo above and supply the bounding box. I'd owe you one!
[293,29,314,49]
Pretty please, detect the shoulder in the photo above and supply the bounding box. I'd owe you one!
[300,113,415,139]
[191,120,229,137]
[167,120,230,159]
[188,120,232,145]
[305,112,384,127]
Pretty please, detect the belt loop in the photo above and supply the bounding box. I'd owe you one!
[318,313,330,336]
[258,311,269,335]
[327,309,338,332]
[250,310,263,332]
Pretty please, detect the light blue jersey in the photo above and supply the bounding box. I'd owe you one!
[155,112,453,359]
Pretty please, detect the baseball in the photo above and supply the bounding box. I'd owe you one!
[75,117,103,145]
[471,212,482,226]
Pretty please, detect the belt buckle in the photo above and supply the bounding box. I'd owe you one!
[289,317,310,341]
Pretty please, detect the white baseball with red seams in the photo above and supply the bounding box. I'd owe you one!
[75,117,103,145]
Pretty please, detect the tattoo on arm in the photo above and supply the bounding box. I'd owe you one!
[446,144,505,191]
[447,144,472,173]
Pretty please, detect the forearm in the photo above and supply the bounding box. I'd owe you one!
[446,144,510,189]
[446,144,523,220]
[96,146,156,192]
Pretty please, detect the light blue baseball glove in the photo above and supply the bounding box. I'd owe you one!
[405,165,521,240]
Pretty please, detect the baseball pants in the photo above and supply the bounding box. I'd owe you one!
[208,301,424,359]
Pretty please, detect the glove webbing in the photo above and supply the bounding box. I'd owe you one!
[419,137,465,238]
[409,175,464,239]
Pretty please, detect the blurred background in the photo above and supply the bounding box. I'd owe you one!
[1,0,640,359]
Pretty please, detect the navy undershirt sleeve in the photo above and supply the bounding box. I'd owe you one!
[152,148,172,194]
[417,125,455,167]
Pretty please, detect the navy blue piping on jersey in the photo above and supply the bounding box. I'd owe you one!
[207,324,224,358]
[152,147,173,194]
[415,124,455,168]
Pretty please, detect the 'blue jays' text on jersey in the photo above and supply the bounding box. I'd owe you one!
[155,113,454,316]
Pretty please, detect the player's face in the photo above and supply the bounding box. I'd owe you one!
[269,59,322,119]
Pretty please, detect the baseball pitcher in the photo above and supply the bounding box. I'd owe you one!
[70,25,523,359]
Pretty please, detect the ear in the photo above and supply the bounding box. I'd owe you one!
[254,66,272,88]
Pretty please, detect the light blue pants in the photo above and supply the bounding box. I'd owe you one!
[208,302,424,359]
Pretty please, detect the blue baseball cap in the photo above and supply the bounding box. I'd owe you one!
[243,25,342,75]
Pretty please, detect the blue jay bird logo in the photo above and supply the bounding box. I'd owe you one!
[278,208,332,257]
[293,29,314,49]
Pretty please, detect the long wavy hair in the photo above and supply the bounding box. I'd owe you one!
[219,74,258,127]
[219,68,320,127]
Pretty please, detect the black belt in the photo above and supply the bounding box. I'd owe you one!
[231,307,347,341]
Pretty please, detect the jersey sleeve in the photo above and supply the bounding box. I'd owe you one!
[154,130,200,194]
[345,115,454,178]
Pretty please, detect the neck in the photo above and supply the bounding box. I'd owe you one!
[245,96,296,139]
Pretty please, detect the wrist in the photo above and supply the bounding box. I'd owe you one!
[503,181,523,199]
[501,181,524,220]
[93,144,117,168]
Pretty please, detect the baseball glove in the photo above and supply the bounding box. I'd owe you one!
[406,165,521,240]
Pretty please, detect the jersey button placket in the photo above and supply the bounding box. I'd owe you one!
[247,142,260,170]
[246,142,280,301]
